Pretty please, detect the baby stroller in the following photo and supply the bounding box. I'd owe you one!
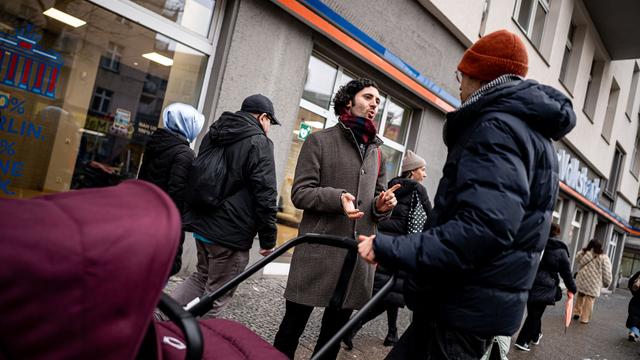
[0,181,395,359]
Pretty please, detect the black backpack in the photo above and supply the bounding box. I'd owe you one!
[185,144,228,210]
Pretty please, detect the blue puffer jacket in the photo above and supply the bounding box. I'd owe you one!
[374,79,576,337]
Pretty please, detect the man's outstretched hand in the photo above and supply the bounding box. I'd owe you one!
[342,192,364,219]
[375,184,400,213]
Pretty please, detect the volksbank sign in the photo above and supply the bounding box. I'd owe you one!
[557,150,602,204]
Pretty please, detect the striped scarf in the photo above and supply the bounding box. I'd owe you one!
[459,74,523,110]
[339,112,378,145]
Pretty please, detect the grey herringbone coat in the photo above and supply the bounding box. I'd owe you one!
[284,123,388,310]
[575,250,612,297]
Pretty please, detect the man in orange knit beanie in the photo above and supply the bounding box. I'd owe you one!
[356,29,577,359]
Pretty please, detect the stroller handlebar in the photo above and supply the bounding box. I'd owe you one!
[157,293,204,360]
[185,233,358,317]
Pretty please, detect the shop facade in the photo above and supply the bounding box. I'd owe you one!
[1,0,463,270]
[4,0,640,281]
[553,141,640,289]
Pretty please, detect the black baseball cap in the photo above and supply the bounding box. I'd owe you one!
[240,94,281,125]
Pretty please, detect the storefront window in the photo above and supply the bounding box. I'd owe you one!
[621,250,640,277]
[552,198,563,224]
[131,0,215,37]
[381,144,403,176]
[0,0,207,198]
[608,231,620,261]
[302,55,337,110]
[383,99,410,144]
[569,208,583,246]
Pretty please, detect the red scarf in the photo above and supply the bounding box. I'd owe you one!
[338,112,378,145]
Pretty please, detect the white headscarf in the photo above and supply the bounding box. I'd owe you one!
[162,103,205,142]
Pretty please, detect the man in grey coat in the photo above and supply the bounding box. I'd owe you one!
[273,78,398,359]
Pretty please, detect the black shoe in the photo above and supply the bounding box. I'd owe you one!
[342,334,354,351]
[514,342,530,352]
[531,333,542,345]
[383,332,398,347]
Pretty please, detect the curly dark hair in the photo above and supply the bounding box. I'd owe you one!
[332,78,379,116]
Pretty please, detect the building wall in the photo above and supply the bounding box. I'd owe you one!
[425,0,640,216]
[415,0,484,46]
[320,0,465,105]
[210,0,313,191]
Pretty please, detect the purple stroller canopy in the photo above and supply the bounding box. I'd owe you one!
[0,181,181,359]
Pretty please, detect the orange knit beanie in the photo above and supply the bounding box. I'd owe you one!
[457,29,528,81]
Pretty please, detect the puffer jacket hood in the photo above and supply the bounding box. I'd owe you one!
[445,79,576,146]
[146,127,189,153]
[207,111,264,146]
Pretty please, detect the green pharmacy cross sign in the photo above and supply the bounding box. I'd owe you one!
[298,122,312,141]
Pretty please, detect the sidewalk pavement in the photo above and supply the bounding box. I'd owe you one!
[167,272,640,360]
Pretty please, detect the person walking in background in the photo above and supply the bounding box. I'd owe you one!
[356,29,576,359]
[574,239,612,324]
[514,223,577,352]
[627,270,640,342]
[169,94,280,319]
[273,78,398,360]
[342,150,431,350]
[138,103,204,276]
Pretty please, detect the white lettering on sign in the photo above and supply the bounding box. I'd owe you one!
[557,150,601,203]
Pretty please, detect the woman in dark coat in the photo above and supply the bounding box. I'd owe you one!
[514,223,577,351]
[627,270,640,341]
[138,103,204,275]
[343,150,432,349]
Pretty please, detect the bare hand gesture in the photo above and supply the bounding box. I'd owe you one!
[358,234,377,264]
[375,184,400,213]
[259,248,274,256]
[342,192,364,219]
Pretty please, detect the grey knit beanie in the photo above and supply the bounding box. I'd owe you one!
[401,150,426,172]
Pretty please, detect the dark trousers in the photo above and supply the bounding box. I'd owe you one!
[515,302,547,345]
[350,301,399,337]
[273,300,353,359]
[385,312,491,360]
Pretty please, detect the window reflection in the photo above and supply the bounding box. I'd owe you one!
[384,100,409,144]
[0,0,207,198]
[302,55,337,110]
[381,144,403,178]
[276,107,327,246]
[131,0,215,37]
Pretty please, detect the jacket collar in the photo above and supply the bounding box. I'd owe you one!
[336,121,383,147]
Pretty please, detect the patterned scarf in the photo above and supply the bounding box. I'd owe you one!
[338,112,378,145]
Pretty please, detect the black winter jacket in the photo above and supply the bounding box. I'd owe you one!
[627,271,640,329]
[375,177,432,307]
[378,177,432,235]
[374,79,576,337]
[138,128,194,215]
[183,111,277,251]
[529,238,577,304]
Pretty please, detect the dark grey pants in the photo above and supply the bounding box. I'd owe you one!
[169,240,249,319]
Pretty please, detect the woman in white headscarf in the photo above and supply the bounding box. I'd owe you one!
[139,103,205,275]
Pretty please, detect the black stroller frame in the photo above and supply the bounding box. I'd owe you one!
[160,233,397,360]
